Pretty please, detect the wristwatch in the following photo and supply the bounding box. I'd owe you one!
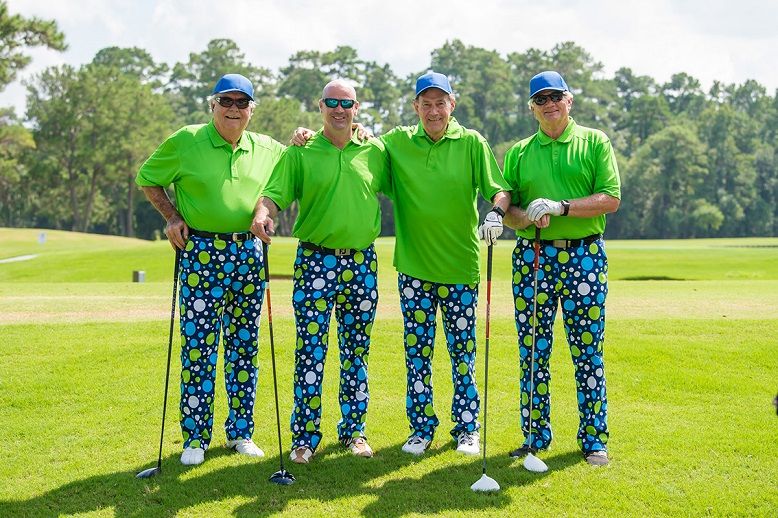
[560,200,570,216]
[491,206,505,217]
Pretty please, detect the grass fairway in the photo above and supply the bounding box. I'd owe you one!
[1,228,776,517]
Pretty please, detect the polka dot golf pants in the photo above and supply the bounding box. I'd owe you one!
[178,236,265,450]
[512,238,609,453]
[398,273,480,441]
[290,245,378,451]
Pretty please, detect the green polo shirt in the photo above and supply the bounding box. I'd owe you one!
[503,118,621,240]
[136,121,284,232]
[262,130,390,250]
[381,118,509,284]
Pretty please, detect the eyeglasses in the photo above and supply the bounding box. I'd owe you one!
[214,96,252,109]
[322,98,356,109]
[532,92,565,105]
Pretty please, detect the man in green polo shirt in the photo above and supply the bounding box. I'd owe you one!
[291,71,510,457]
[252,79,390,464]
[136,73,284,466]
[384,72,510,457]
[502,70,621,466]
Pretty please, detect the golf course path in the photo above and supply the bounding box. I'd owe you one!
[0,254,37,264]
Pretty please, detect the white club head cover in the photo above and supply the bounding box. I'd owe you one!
[523,453,548,473]
[471,473,500,492]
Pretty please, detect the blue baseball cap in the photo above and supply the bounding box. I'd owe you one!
[212,73,254,100]
[529,71,569,98]
[415,71,452,97]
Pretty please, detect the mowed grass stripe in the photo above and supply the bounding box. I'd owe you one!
[2,279,777,324]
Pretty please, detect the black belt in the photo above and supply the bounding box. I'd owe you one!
[299,241,360,257]
[522,233,602,248]
[190,229,254,242]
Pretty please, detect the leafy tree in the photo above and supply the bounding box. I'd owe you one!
[92,46,168,86]
[725,79,770,120]
[622,95,671,150]
[623,125,709,237]
[277,50,330,112]
[698,104,757,236]
[0,1,65,90]
[0,108,35,225]
[614,67,657,112]
[249,97,318,143]
[748,143,777,235]
[611,68,670,155]
[25,59,175,235]
[359,61,402,132]
[662,72,705,116]
[87,49,176,236]
[168,39,273,123]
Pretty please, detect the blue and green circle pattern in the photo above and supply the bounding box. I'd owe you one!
[512,238,609,453]
[178,236,266,450]
[290,245,378,450]
[398,273,480,442]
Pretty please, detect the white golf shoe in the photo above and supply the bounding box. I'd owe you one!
[226,438,265,457]
[401,436,431,455]
[180,447,205,465]
[456,431,480,456]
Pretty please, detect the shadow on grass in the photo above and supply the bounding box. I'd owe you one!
[0,444,582,517]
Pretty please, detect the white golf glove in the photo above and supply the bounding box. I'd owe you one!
[478,208,504,245]
[526,198,563,222]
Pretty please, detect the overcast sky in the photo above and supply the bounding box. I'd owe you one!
[3,0,777,115]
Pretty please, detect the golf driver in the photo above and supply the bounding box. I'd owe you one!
[471,244,500,492]
[137,248,181,479]
[263,241,295,485]
[524,226,549,474]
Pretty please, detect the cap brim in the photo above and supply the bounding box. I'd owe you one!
[214,88,254,101]
[530,86,567,97]
[416,85,452,97]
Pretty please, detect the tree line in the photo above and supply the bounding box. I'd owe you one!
[1,4,776,239]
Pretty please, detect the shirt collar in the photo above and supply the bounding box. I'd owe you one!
[313,128,365,148]
[413,117,464,142]
[207,120,250,151]
[537,117,576,145]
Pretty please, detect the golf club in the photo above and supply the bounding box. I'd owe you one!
[524,226,549,473]
[471,244,500,492]
[263,241,295,485]
[137,248,181,479]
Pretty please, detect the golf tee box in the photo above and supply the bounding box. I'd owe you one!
[132,270,145,283]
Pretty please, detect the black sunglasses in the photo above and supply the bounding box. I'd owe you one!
[323,98,356,109]
[532,92,565,105]
[215,96,252,109]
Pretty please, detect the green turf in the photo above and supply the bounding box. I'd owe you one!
[1,228,776,516]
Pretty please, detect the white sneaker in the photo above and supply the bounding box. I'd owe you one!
[401,436,431,455]
[181,447,205,465]
[456,432,480,456]
[226,438,265,457]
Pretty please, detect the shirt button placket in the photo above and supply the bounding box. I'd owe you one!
[230,148,239,179]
